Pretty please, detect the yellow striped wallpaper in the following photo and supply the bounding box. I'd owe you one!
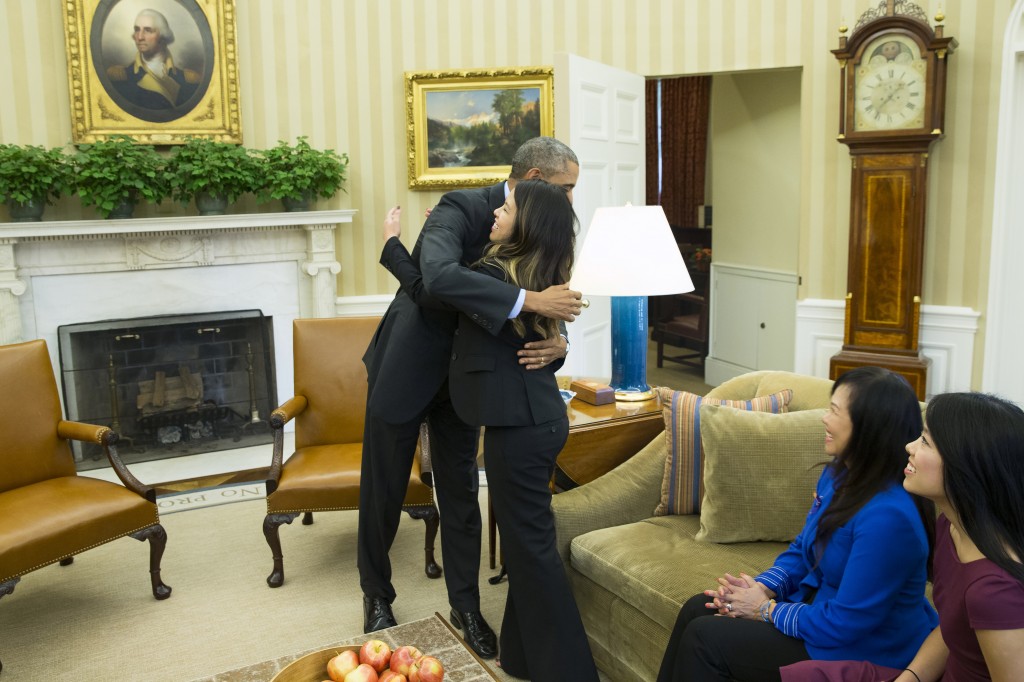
[0,0,1013,344]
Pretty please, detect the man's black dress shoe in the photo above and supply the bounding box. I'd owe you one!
[363,595,397,633]
[450,609,498,659]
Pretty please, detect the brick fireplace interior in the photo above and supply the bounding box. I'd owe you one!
[58,309,277,471]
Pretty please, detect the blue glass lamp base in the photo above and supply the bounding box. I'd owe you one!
[610,296,656,402]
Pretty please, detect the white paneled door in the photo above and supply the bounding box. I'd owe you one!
[554,53,646,379]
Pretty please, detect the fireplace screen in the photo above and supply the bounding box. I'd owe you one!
[58,310,277,470]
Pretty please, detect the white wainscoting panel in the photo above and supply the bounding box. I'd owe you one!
[336,294,393,317]
[343,295,979,398]
[795,299,980,398]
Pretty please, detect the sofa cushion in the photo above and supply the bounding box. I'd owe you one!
[705,371,834,412]
[570,515,787,630]
[696,406,829,543]
[654,387,792,516]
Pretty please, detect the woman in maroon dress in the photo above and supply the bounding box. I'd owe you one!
[781,392,1024,682]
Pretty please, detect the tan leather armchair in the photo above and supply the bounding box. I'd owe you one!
[263,316,441,587]
[0,339,171,674]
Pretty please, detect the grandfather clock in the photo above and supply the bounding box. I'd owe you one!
[829,0,956,399]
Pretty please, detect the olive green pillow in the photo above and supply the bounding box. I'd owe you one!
[654,387,792,516]
[696,405,828,544]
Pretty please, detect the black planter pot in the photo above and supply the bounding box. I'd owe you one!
[7,197,46,222]
[196,192,229,216]
[281,193,312,212]
[107,198,137,219]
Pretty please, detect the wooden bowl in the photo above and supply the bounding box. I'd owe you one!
[270,645,361,682]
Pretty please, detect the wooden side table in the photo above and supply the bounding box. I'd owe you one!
[487,393,664,569]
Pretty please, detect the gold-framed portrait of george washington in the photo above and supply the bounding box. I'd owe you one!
[63,0,241,144]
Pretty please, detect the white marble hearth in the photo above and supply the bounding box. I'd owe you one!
[0,210,356,448]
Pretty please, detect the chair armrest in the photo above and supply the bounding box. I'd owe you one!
[58,420,154,501]
[57,420,115,446]
[270,396,307,428]
[267,396,308,493]
[552,432,667,563]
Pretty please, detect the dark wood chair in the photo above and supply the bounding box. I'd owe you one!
[0,340,171,674]
[263,316,442,587]
[654,292,710,369]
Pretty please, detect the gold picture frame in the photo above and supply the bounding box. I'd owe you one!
[405,67,554,190]
[63,0,242,144]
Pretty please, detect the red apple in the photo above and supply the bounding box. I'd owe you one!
[359,639,392,673]
[344,663,379,682]
[410,655,444,682]
[379,671,407,682]
[390,646,423,676]
[327,649,360,682]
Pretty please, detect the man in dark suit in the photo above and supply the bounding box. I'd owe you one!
[358,137,582,659]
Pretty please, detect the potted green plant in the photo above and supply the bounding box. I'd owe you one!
[73,135,168,218]
[166,137,260,215]
[258,136,348,211]
[0,144,72,222]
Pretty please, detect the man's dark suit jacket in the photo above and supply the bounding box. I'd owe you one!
[363,182,519,424]
[448,264,566,428]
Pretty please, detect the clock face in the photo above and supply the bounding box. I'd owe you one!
[853,34,928,132]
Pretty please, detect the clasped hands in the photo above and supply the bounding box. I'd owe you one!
[703,572,773,620]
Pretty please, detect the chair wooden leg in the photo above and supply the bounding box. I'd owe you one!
[59,557,74,566]
[302,512,314,525]
[657,336,665,368]
[0,578,18,674]
[263,512,299,588]
[0,578,19,601]
[0,577,17,674]
[405,504,443,579]
[130,524,171,600]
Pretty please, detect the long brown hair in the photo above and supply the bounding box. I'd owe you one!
[477,179,577,338]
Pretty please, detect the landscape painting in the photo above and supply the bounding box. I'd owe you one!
[406,67,554,190]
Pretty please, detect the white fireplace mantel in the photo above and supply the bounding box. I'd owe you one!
[0,209,356,407]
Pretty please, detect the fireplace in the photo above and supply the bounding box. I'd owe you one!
[58,310,276,470]
[0,210,356,475]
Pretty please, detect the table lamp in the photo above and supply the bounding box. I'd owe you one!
[570,205,694,401]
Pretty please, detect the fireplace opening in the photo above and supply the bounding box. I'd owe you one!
[58,310,277,471]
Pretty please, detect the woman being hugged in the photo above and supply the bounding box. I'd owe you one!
[658,367,938,682]
[448,179,597,682]
[783,392,1024,682]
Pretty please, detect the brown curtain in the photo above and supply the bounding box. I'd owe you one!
[645,80,660,207]
[649,76,712,227]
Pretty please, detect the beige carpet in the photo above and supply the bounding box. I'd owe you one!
[646,338,715,395]
[0,489,528,681]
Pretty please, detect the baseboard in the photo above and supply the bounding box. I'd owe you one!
[795,299,979,397]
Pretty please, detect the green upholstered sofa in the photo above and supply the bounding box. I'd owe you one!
[552,371,835,682]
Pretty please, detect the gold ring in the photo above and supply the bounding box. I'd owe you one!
[580,298,590,308]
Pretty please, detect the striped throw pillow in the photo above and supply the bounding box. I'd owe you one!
[654,387,792,516]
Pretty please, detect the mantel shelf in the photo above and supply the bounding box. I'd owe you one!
[0,209,357,240]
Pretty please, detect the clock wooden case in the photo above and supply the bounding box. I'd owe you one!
[829,1,956,399]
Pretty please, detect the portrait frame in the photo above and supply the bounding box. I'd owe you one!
[405,67,554,190]
[63,0,242,144]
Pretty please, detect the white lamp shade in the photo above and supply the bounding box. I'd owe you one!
[570,205,695,296]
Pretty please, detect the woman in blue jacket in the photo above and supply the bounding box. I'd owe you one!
[657,366,938,682]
